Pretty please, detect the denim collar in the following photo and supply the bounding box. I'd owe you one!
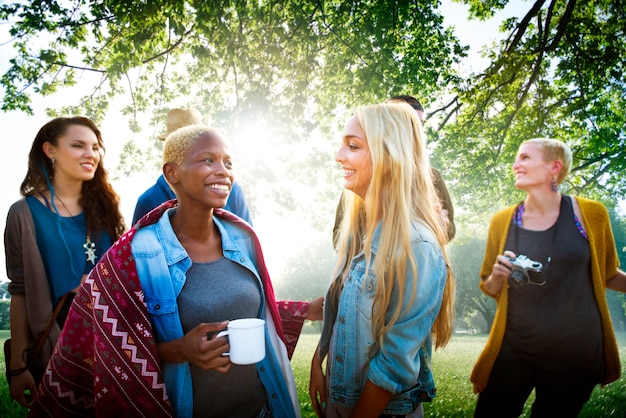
[155,207,239,266]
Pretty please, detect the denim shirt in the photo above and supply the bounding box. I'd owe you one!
[319,222,447,415]
[131,209,298,418]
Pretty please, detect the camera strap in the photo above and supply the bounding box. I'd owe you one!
[513,200,558,275]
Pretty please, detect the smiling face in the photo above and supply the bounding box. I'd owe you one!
[513,142,560,192]
[165,131,234,210]
[335,115,372,199]
[43,124,101,184]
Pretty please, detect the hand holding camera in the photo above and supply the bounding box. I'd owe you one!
[502,252,545,289]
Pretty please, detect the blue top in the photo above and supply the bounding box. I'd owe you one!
[131,174,253,225]
[319,222,447,415]
[131,209,297,418]
[26,196,112,303]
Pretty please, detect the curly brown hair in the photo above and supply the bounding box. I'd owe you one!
[20,116,126,240]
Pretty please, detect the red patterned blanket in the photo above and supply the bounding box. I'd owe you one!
[29,201,307,417]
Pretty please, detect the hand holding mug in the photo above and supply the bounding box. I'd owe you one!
[216,318,266,365]
[182,321,231,373]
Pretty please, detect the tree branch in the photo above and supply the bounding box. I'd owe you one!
[46,61,106,73]
[142,27,194,65]
[545,0,577,52]
[504,0,547,56]
[315,0,368,66]
[572,150,621,172]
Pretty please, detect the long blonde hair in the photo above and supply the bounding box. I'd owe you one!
[333,103,454,349]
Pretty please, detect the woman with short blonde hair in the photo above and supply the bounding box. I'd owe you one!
[472,137,626,417]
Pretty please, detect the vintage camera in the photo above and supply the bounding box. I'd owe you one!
[504,254,545,288]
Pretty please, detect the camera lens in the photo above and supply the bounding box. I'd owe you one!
[509,269,528,289]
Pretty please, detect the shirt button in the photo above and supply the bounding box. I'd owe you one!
[240,257,246,263]
[271,393,278,399]
[338,316,345,324]
[259,367,265,372]
[335,355,343,363]
[155,304,160,310]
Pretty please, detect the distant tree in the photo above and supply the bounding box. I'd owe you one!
[0,284,10,334]
[449,233,494,333]
[0,282,9,300]
[274,236,335,303]
[0,300,9,330]
[433,0,626,217]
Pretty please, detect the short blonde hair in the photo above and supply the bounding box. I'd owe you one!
[523,138,572,184]
[163,124,219,165]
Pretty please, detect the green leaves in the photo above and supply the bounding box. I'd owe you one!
[2,0,624,222]
[437,0,626,215]
[1,1,461,128]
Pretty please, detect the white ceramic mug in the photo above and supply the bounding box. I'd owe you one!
[216,318,266,365]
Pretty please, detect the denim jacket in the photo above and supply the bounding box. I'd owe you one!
[319,222,447,415]
[131,209,299,418]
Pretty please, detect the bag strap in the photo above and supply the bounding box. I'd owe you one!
[29,293,70,362]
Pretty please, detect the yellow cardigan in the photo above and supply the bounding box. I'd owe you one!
[470,196,621,393]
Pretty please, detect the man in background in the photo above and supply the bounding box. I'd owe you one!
[132,108,253,225]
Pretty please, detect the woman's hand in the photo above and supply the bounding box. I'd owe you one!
[10,369,37,408]
[306,296,325,321]
[309,343,327,417]
[482,251,516,297]
[157,321,232,373]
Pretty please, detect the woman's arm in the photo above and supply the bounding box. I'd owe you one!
[276,297,324,359]
[9,294,38,408]
[363,239,445,412]
[309,342,327,417]
[480,252,516,297]
[607,269,626,293]
[350,380,394,418]
[576,197,624,293]
[479,210,513,298]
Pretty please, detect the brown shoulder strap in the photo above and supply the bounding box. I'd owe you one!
[30,293,70,361]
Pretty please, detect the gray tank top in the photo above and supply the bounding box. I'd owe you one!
[178,257,265,417]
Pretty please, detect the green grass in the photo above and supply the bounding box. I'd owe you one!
[291,332,626,418]
[0,330,27,417]
[2,331,625,417]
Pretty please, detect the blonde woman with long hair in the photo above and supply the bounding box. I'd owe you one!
[309,103,454,418]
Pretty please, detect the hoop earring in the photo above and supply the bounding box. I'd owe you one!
[551,176,558,193]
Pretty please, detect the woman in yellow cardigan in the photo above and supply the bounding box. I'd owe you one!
[471,138,626,417]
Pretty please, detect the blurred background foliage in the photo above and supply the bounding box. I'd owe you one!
[0,0,624,330]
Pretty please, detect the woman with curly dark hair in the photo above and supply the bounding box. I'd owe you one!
[4,116,125,408]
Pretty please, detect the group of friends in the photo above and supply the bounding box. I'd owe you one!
[4,95,625,418]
